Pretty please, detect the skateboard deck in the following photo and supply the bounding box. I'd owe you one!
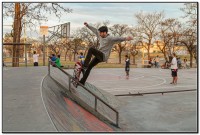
[72,61,82,87]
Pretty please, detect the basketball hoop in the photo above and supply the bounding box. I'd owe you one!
[40,26,48,35]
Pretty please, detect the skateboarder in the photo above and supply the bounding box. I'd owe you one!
[79,22,133,85]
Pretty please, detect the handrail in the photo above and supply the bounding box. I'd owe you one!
[48,60,119,127]
[115,89,197,96]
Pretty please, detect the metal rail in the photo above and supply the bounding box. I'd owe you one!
[3,42,32,67]
[48,60,119,127]
[3,43,31,45]
[115,89,197,96]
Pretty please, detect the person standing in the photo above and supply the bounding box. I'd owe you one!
[149,57,153,67]
[155,55,160,68]
[177,57,182,69]
[33,51,39,66]
[153,58,156,68]
[79,22,133,85]
[49,54,57,67]
[125,55,130,79]
[55,55,62,68]
[79,52,85,75]
[170,53,178,84]
[79,52,85,65]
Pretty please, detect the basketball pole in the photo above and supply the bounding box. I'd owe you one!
[43,35,45,66]
[40,26,48,66]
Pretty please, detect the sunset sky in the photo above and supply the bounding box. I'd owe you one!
[2,2,189,39]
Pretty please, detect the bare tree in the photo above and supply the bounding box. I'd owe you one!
[157,18,182,61]
[135,11,165,60]
[70,37,84,61]
[128,30,140,64]
[180,3,197,26]
[179,3,197,67]
[3,3,72,66]
[79,21,110,54]
[79,27,97,48]
[109,24,131,64]
[129,43,138,65]
[48,42,63,56]
[62,39,73,61]
[178,29,197,67]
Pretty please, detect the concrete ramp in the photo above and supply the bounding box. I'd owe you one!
[42,75,117,132]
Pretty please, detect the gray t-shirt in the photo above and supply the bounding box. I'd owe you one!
[87,25,126,61]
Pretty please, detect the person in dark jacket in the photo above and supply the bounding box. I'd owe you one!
[125,55,130,79]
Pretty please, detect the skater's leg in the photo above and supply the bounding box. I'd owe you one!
[84,47,104,67]
[126,69,129,79]
[170,69,175,84]
[80,57,101,85]
[174,77,178,84]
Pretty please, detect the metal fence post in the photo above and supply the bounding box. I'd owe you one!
[95,97,97,111]
[25,45,27,67]
[43,35,45,66]
[116,112,119,127]
[48,60,50,75]
[68,76,71,92]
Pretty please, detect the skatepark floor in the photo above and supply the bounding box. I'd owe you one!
[2,67,197,132]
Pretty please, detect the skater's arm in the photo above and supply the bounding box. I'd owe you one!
[110,36,133,43]
[84,22,99,37]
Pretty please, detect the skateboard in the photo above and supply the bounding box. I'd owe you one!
[72,61,83,87]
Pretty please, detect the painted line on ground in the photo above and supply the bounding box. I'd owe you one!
[40,75,58,131]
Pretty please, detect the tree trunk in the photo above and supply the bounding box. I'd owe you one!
[147,40,151,60]
[163,51,167,61]
[147,45,150,60]
[84,48,88,57]
[69,53,72,61]
[132,54,136,64]
[73,52,76,61]
[12,3,21,67]
[64,51,68,61]
[118,50,122,64]
[189,52,193,68]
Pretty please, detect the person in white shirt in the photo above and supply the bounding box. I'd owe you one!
[33,51,39,66]
[155,55,160,68]
[170,53,178,84]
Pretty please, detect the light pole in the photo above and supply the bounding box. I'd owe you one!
[142,46,144,65]
[23,15,28,67]
[43,35,45,66]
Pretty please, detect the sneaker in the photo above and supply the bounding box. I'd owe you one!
[79,80,85,86]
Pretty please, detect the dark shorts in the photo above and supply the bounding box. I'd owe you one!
[125,67,130,71]
[34,62,38,66]
[171,69,178,77]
